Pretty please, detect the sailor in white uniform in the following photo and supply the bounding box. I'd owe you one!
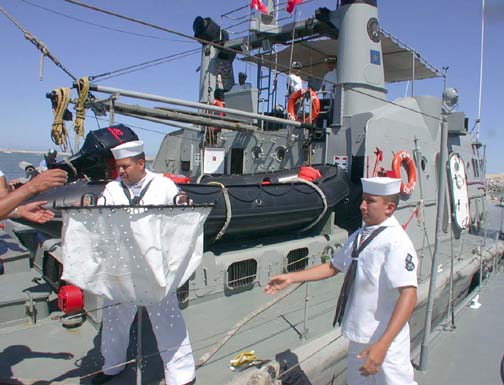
[286,61,303,95]
[319,56,338,100]
[92,140,195,385]
[265,177,418,385]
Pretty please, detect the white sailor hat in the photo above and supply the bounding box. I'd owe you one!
[110,140,144,160]
[361,177,402,196]
[324,56,337,63]
[18,161,35,171]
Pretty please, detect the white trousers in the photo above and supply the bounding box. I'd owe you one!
[101,294,195,385]
[346,333,417,385]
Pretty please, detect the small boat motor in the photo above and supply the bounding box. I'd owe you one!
[52,124,139,181]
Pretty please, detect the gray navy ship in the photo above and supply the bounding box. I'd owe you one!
[1,1,502,384]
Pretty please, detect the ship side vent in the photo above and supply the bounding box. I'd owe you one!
[286,248,309,272]
[177,280,190,308]
[226,259,257,289]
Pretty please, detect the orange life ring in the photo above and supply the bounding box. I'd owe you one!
[287,89,320,124]
[391,150,417,195]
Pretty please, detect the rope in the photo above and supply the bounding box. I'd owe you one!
[50,87,71,151]
[0,5,76,80]
[195,282,304,369]
[207,181,232,242]
[285,177,328,232]
[73,76,89,140]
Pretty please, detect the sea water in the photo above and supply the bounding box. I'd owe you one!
[0,152,48,181]
[0,151,153,182]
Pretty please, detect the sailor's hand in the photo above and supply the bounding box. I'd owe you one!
[357,341,387,376]
[16,201,55,224]
[264,274,292,294]
[175,191,193,205]
[27,169,67,194]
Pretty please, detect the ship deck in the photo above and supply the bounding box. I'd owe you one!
[415,270,504,385]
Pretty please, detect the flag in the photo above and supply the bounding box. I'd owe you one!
[287,0,302,14]
[250,0,268,14]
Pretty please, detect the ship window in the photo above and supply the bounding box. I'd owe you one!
[421,156,427,172]
[227,259,257,289]
[286,248,309,272]
[181,160,191,172]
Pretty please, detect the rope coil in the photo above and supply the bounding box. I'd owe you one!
[74,76,90,138]
[50,87,71,151]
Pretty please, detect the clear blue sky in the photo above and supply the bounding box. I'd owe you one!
[1,0,503,172]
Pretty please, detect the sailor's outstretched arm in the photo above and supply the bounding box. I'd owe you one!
[264,262,340,294]
[0,169,67,219]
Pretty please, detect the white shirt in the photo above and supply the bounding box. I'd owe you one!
[320,69,338,99]
[229,83,252,92]
[331,215,418,344]
[102,169,179,206]
[287,73,303,95]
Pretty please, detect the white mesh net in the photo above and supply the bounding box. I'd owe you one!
[61,206,211,305]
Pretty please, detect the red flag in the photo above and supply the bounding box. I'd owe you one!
[250,0,268,14]
[286,0,302,14]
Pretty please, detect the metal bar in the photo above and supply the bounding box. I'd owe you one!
[303,283,309,339]
[86,84,303,127]
[419,111,449,370]
[411,50,415,96]
[110,101,260,132]
[136,307,142,385]
[119,112,202,133]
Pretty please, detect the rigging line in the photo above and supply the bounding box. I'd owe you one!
[65,0,443,122]
[221,3,249,18]
[64,0,237,53]
[90,48,200,80]
[19,0,192,43]
[88,114,169,135]
[476,0,486,141]
[0,4,76,80]
[63,0,317,85]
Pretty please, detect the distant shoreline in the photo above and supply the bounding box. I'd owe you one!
[0,149,154,161]
[0,149,71,156]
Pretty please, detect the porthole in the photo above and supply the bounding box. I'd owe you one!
[421,156,427,171]
[275,146,287,161]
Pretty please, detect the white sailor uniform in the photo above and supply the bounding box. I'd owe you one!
[287,73,303,95]
[320,69,338,99]
[100,170,195,385]
[331,215,418,385]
